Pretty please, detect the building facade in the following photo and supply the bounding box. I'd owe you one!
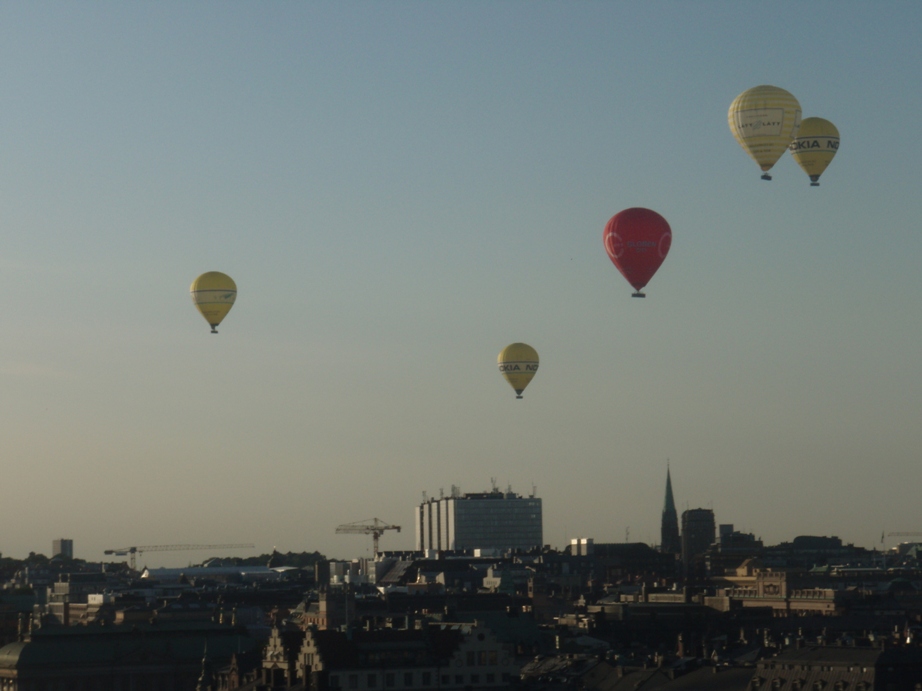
[0,621,258,689]
[681,508,715,577]
[416,487,542,552]
[51,539,73,560]
[708,563,844,617]
[301,622,518,691]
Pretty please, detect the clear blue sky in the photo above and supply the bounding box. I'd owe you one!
[1,2,920,567]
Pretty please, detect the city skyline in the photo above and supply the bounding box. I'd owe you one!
[23,468,896,569]
[1,3,921,567]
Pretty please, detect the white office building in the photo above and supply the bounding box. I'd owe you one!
[52,539,73,559]
[415,486,542,552]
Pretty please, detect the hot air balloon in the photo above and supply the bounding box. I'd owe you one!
[728,85,802,180]
[190,271,236,333]
[498,343,538,399]
[603,207,672,298]
[789,117,839,186]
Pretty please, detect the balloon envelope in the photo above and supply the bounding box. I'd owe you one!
[728,85,802,179]
[497,343,539,399]
[190,271,237,333]
[789,117,839,186]
[603,208,672,297]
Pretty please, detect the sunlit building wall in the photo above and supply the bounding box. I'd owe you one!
[416,488,542,552]
[52,539,73,559]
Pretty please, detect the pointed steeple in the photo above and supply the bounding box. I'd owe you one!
[664,463,676,514]
[196,640,214,691]
[660,463,681,555]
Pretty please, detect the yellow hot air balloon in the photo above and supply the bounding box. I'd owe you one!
[728,85,802,180]
[497,343,539,399]
[190,271,236,333]
[789,117,839,186]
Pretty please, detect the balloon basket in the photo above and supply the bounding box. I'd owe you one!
[631,292,646,298]
[810,182,820,187]
[761,173,772,181]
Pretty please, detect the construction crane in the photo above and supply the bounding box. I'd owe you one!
[335,518,400,556]
[103,543,255,570]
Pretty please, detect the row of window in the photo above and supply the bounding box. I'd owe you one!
[767,663,869,673]
[330,671,511,689]
[751,679,866,691]
[466,650,499,666]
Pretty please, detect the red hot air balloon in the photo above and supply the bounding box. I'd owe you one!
[603,207,672,297]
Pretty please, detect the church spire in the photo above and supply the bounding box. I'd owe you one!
[660,463,680,555]
[196,640,214,691]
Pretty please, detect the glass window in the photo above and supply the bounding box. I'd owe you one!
[467,651,475,666]
[368,675,377,688]
[441,676,450,685]
[404,673,413,686]
[385,673,395,688]
[331,676,341,689]
[487,674,495,683]
[349,675,358,690]
[422,673,432,686]
[455,676,464,685]
[471,675,480,684]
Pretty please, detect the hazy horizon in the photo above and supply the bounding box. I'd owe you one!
[2,3,920,569]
